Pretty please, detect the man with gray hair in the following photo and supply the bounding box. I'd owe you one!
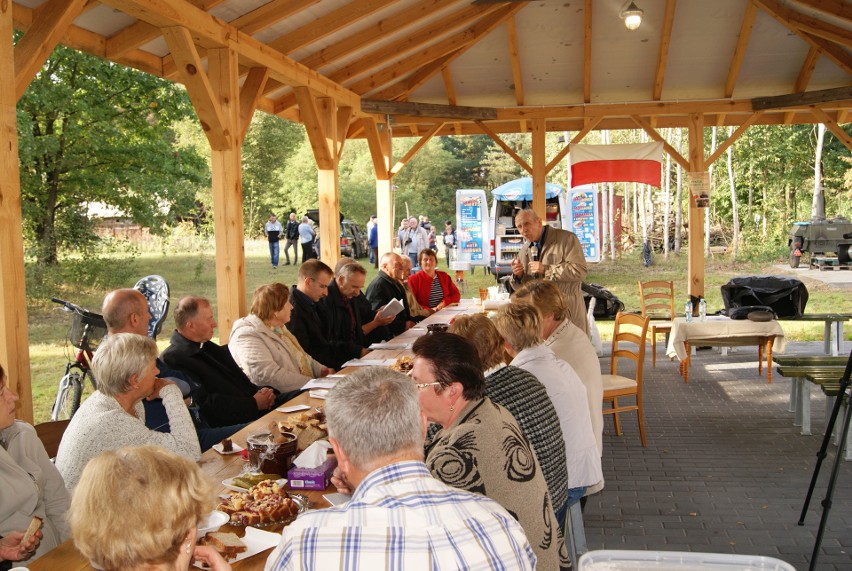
[265,367,536,570]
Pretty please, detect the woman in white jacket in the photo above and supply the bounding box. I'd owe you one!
[229,283,331,395]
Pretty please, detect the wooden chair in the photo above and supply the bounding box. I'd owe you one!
[602,312,650,447]
[638,280,675,367]
[34,419,71,459]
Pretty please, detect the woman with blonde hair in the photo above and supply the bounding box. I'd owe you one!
[68,445,230,571]
[229,283,332,398]
[513,280,604,494]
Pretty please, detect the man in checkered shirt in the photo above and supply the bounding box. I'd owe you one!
[265,367,537,571]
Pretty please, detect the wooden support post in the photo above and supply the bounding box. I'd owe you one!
[317,97,341,268]
[0,3,32,421]
[531,118,547,220]
[687,113,706,303]
[364,117,395,256]
[207,47,246,343]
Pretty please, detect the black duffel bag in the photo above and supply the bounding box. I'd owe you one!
[582,283,624,320]
[720,276,808,318]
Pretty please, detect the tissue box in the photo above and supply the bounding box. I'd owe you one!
[287,457,338,490]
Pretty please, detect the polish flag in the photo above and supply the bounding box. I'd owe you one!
[569,142,663,187]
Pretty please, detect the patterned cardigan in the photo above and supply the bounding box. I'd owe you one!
[425,397,572,571]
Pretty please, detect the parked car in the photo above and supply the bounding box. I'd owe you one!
[304,210,368,259]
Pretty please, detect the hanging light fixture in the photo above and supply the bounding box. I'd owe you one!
[620,1,644,31]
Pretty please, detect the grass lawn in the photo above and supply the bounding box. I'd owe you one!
[23,240,848,423]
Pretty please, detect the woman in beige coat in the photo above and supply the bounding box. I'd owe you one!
[229,283,332,395]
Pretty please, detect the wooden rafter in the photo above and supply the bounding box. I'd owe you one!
[544,117,602,173]
[780,4,852,48]
[631,115,690,171]
[238,67,269,143]
[14,0,88,101]
[705,112,762,166]
[441,66,463,135]
[653,0,677,101]
[753,86,852,110]
[362,116,391,179]
[106,0,228,60]
[336,106,353,160]
[810,106,852,152]
[583,0,592,104]
[754,0,852,74]
[294,86,334,169]
[792,0,852,21]
[475,120,532,174]
[365,4,525,101]
[391,122,445,175]
[230,0,320,37]
[724,2,758,98]
[361,99,496,120]
[506,16,526,133]
[101,0,361,109]
[162,26,231,149]
[268,0,398,55]
[784,46,820,123]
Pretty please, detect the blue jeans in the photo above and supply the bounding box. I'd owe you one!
[269,240,280,267]
[197,422,250,452]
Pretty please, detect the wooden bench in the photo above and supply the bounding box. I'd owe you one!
[777,313,851,356]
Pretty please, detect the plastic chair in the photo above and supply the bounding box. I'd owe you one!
[134,275,170,339]
[638,280,674,367]
[34,419,71,459]
[602,312,650,447]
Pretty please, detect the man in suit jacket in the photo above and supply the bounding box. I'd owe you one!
[365,253,415,336]
[511,209,588,334]
[161,296,283,427]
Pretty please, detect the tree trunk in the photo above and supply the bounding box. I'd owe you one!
[674,128,683,255]
[706,126,717,256]
[663,128,672,258]
[727,126,739,260]
[812,123,826,219]
[601,182,610,257]
[609,183,616,260]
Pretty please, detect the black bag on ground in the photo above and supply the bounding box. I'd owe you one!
[726,305,777,320]
[720,276,808,318]
[582,283,624,320]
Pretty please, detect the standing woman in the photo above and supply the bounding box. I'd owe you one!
[0,363,70,566]
[442,220,456,267]
[298,216,316,261]
[407,249,461,314]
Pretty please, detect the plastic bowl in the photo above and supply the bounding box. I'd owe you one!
[197,510,229,539]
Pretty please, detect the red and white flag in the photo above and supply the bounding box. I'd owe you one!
[569,142,663,187]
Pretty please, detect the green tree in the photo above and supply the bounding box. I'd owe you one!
[17,45,207,265]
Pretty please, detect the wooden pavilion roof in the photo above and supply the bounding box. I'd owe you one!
[11,0,852,138]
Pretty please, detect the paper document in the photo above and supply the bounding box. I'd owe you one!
[380,298,404,318]
[369,342,412,350]
[300,378,339,390]
[341,358,398,367]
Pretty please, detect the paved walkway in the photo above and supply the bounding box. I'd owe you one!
[585,342,852,570]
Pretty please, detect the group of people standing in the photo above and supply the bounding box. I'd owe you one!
[264,213,317,269]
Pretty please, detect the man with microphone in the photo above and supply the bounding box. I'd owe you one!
[511,208,588,334]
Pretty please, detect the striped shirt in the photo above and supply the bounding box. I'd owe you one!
[428,275,444,308]
[264,461,536,571]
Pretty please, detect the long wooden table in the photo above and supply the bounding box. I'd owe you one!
[28,299,484,570]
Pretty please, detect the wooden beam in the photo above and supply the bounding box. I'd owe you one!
[811,106,852,152]
[583,0,592,104]
[162,26,231,150]
[724,2,758,98]
[784,47,820,123]
[373,51,460,102]
[545,117,603,173]
[14,0,88,100]
[238,67,269,143]
[441,65,464,135]
[792,0,852,21]
[101,0,362,109]
[348,4,523,98]
[687,113,705,301]
[229,0,319,37]
[294,86,334,169]
[336,106,353,160]
[391,122,444,175]
[631,115,690,170]
[753,0,852,74]
[782,5,852,48]
[268,0,398,55]
[206,46,245,343]
[316,97,341,268]
[475,120,533,174]
[705,112,762,166]
[363,116,391,180]
[507,17,524,107]
[753,85,852,110]
[361,99,497,121]
[653,0,678,100]
[0,0,33,421]
[531,118,547,219]
[106,0,229,59]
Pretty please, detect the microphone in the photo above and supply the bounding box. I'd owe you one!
[529,243,539,262]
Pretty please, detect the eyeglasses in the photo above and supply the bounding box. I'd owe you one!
[415,382,442,391]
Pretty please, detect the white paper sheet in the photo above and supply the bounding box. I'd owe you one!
[368,342,411,350]
[341,358,397,367]
[300,378,338,390]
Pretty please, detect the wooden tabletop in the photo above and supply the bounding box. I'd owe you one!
[28,298,485,571]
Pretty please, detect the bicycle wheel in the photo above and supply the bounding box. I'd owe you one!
[51,371,84,421]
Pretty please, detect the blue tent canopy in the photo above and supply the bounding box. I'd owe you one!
[490,177,564,200]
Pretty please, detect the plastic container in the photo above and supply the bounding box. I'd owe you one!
[699,298,707,321]
[685,300,693,322]
[579,550,795,571]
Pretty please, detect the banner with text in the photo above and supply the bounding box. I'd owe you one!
[455,189,490,267]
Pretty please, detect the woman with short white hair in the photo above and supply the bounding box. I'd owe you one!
[56,333,201,490]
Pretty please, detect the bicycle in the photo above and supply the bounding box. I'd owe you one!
[50,298,107,421]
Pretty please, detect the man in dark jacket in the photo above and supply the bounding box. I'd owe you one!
[286,259,341,368]
[365,252,415,336]
[284,212,300,266]
[161,296,285,427]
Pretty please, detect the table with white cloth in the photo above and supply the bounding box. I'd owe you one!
[665,316,786,384]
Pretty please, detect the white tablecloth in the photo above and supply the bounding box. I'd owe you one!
[665,316,786,361]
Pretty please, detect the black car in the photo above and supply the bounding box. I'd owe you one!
[304,210,368,259]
